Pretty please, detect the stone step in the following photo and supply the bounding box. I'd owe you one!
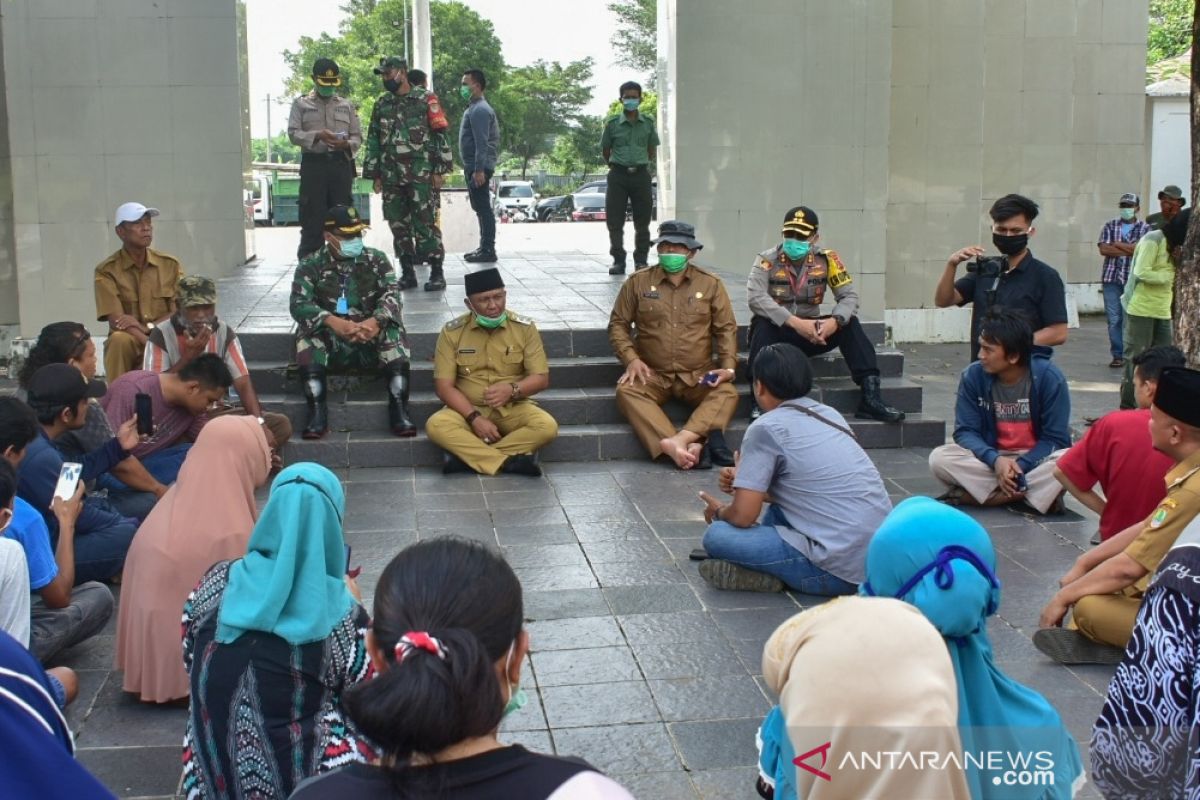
[246,349,907,395]
[282,415,947,469]
[260,377,925,432]
[236,320,888,362]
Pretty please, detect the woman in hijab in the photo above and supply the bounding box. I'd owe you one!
[180,463,375,800]
[756,595,971,800]
[115,415,271,702]
[862,496,1084,798]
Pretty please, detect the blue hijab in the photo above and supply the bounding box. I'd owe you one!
[862,497,1083,799]
[215,463,354,646]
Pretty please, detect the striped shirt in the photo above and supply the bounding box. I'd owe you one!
[143,319,248,381]
[1098,217,1151,285]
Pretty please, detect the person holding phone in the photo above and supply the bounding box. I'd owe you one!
[17,365,139,585]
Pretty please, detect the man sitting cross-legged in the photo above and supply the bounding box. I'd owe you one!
[930,308,1071,515]
[695,344,891,594]
[1036,366,1200,665]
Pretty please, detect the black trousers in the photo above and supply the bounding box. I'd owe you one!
[298,153,355,259]
[605,166,653,265]
[466,168,495,250]
[748,314,879,384]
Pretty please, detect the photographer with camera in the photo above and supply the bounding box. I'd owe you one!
[934,194,1068,362]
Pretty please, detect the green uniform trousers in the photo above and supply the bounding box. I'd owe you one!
[1120,314,1173,408]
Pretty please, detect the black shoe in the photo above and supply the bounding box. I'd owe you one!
[464,249,497,263]
[424,260,446,292]
[501,453,543,477]
[855,374,905,423]
[689,548,710,562]
[706,430,735,467]
[386,364,417,438]
[463,248,481,259]
[1032,628,1124,665]
[300,365,329,439]
[442,452,473,474]
[608,261,626,275]
[398,255,418,290]
[694,443,713,471]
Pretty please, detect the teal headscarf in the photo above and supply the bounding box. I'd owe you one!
[862,497,1084,799]
[215,463,354,646]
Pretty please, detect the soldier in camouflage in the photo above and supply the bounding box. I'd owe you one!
[289,204,416,439]
[362,56,453,292]
[746,206,905,423]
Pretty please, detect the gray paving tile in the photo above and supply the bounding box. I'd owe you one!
[532,646,642,687]
[495,523,578,546]
[504,543,588,569]
[631,639,748,680]
[541,680,660,728]
[552,723,680,774]
[492,506,570,527]
[604,584,703,615]
[671,718,763,770]
[78,746,183,798]
[571,521,658,542]
[528,616,626,651]
[690,767,761,800]
[711,607,806,642]
[648,675,770,722]
[593,560,688,587]
[485,488,562,509]
[523,588,612,621]
[415,507,493,530]
[615,771,699,799]
[502,728,554,754]
[514,563,599,591]
[620,612,727,647]
[690,584,805,612]
[581,539,672,563]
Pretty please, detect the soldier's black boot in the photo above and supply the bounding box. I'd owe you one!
[301,364,329,439]
[424,258,447,292]
[856,374,905,423]
[398,255,418,290]
[387,363,417,438]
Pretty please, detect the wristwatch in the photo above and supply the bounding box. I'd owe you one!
[510,382,522,400]
[466,410,481,424]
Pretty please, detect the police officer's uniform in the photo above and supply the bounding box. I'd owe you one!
[426,269,558,476]
[288,59,361,261]
[747,206,903,423]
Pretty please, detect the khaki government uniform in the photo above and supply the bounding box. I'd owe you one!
[426,311,558,475]
[94,247,184,380]
[608,263,739,458]
[1072,450,1200,647]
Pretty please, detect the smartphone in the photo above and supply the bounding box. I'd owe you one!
[135,393,154,437]
[344,544,353,575]
[701,370,721,387]
[335,131,348,141]
[1015,473,1028,493]
[54,462,83,501]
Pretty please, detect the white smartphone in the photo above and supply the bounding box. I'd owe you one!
[54,462,83,501]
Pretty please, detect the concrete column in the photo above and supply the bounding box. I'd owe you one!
[412,0,433,82]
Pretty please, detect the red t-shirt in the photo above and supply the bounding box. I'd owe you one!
[1056,408,1173,539]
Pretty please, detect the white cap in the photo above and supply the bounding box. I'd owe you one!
[114,202,159,227]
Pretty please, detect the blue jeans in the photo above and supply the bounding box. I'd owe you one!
[73,517,137,584]
[1102,282,1124,359]
[465,168,495,250]
[96,444,190,494]
[701,505,859,596]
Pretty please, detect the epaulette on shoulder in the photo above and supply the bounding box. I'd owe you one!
[506,310,533,325]
[444,313,471,331]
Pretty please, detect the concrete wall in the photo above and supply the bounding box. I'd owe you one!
[1145,91,1191,205]
[0,0,252,338]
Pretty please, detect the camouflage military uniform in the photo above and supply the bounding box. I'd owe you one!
[289,244,410,368]
[362,87,453,266]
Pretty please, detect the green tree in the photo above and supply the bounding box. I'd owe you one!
[545,115,606,176]
[251,134,301,164]
[608,0,656,78]
[605,91,658,119]
[504,59,595,178]
[1148,0,1195,65]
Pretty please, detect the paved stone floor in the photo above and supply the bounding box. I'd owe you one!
[56,229,1126,797]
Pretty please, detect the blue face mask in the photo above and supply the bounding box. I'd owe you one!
[337,237,364,259]
[781,239,811,261]
[622,97,640,111]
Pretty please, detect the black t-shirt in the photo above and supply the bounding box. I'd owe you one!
[290,746,606,800]
[954,250,1067,360]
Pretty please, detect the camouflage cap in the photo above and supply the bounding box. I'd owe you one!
[177,275,217,308]
[373,56,407,75]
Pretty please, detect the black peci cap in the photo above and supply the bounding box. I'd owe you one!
[464,267,505,296]
[1154,367,1200,428]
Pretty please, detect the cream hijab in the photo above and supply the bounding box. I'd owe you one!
[762,596,972,800]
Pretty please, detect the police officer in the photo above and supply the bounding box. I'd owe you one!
[747,206,904,423]
[288,58,361,261]
[426,268,557,476]
[363,57,453,292]
[608,220,738,470]
[289,204,414,440]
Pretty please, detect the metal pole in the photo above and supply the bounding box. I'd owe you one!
[265,94,272,163]
[402,0,409,63]
[412,0,432,80]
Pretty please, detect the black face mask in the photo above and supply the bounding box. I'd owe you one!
[383,78,401,93]
[991,232,1028,256]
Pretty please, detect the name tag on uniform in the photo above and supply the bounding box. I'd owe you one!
[458,348,476,354]
[642,291,660,299]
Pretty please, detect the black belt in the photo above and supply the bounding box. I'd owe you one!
[302,152,350,162]
[609,164,648,174]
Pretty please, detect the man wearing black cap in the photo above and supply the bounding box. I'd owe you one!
[363,56,453,292]
[426,267,556,476]
[1145,184,1187,230]
[290,204,415,439]
[17,364,140,584]
[288,58,362,261]
[747,206,904,423]
[609,221,738,469]
[1036,366,1200,664]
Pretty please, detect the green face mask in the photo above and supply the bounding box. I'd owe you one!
[315,84,336,98]
[658,253,689,273]
[460,85,472,100]
[475,310,508,329]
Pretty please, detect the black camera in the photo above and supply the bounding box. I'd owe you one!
[966,256,1004,277]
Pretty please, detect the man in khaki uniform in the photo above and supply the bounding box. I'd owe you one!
[1036,366,1200,664]
[94,202,184,381]
[608,220,739,470]
[426,268,557,476]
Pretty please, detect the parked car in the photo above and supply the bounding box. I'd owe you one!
[497,181,538,217]
[570,178,659,221]
[571,188,606,221]
[535,195,573,222]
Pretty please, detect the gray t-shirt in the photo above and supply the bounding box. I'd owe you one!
[733,397,892,583]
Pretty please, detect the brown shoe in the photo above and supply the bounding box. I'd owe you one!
[1109,357,1124,368]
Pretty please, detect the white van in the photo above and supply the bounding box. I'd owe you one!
[496,181,539,217]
